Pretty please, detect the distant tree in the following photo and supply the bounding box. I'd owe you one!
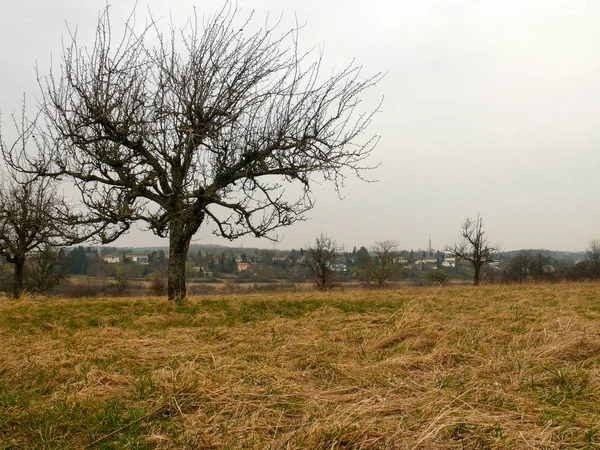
[305,234,339,291]
[9,4,383,302]
[366,240,402,288]
[568,240,600,281]
[427,269,449,285]
[504,251,530,283]
[446,215,499,286]
[110,269,129,296]
[225,254,237,273]
[585,239,600,279]
[356,246,371,268]
[219,252,226,273]
[355,245,372,282]
[260,250,274,265]
[156,250,167,269]
[343,251,354,267]
[435,250,444,267]
[149,250,158,264]
[68,247,89,275]
[504,250,552,283]
[206,253,217,274]
[529,251,550,281]
[57,248,67,268]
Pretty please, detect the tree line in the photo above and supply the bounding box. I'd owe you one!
[1,225,598,297]
[304,217,600,290]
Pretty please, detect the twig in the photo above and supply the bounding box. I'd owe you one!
[360,343,370,361]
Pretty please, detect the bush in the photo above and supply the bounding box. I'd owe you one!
[149,274,167,296]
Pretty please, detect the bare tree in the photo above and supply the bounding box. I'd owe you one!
[8,4,382,302]
[585,239,600,279]
[446,215,499,286]
[503,250,550,283]
[366,240,402,288]
[305,234,338,291]
[0,173,71,298]
[504,251,531,283]
[110,269,130,297]
[25,246,67,294]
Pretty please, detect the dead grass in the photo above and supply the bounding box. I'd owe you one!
[1,284,600,448]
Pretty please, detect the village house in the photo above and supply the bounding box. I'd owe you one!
[442,257,456,268]
[331,263,347,272]
[103,255,121,264]
[125,254,150,264]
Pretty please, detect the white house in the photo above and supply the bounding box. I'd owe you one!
[126,254,150,264]
[103,255,121,264]
[442,257,456,268]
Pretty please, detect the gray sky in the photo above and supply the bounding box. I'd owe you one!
[1,0,599,251]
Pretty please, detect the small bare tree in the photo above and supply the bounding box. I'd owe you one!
[367,240,402,288]
[0,172,72,299]
[585,239,600,279]
[8,4,383,302]
[25,245,67,294]
[446,215,499,286]
[110,269,130,296]
[305,234,338,291]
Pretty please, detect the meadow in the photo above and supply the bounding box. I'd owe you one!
[1,283,599,449]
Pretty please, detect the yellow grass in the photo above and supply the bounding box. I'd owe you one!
[1,283,599,448]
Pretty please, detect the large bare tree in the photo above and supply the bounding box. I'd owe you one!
[446,215,499,286]
[8,4,382,301]
[305,234,338,291]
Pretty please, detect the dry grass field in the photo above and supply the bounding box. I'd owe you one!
[1,283,599,449]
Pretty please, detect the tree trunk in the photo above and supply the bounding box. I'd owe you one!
[13,257,25,300]
[168,221,193,302]
[473,264,481,286]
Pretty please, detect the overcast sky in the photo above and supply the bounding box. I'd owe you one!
[1,0,599,252]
